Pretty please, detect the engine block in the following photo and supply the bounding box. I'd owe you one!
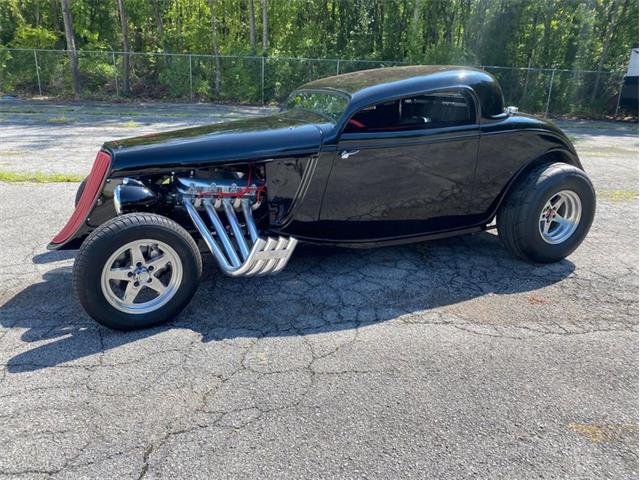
[175,174,263,209]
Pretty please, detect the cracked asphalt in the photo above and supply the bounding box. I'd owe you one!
[0,101,638,479]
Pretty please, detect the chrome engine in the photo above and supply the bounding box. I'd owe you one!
[175,175,262,207]
[177,172,297,277]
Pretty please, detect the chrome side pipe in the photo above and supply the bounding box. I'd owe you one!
[222,199,250,260]
[202,199,242,268]
[241,199,259,243]
[182,197,297,277]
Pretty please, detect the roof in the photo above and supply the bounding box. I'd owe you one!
[300,65,505,117]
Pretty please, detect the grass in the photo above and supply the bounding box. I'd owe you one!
[117,120,142,128]
[563,122,639,131]
[46,115,74,124]
[0,107,251,119]
[0,149,28,156]
[597,189,638,201]
[579,145,638,156]
[0,171,84,183]
[0,108,41,114]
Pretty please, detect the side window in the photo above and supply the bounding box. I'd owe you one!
[345,91,476,133]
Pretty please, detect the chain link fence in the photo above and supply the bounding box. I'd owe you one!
[0,48,626,117]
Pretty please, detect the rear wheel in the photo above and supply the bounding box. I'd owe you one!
[73,213,202,330]
[497,162,595,263]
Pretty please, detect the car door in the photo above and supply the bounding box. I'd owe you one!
[319,89,480,241]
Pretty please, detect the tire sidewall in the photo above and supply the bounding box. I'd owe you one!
[520,170,595,262]
[76,222,200,330]
[75,178,87,207]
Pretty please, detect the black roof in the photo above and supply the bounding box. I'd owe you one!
[301,65,505,117]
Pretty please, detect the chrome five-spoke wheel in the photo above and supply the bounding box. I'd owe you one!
[538,190,582,244]
[75,213,201,330]
[100,239,183,314]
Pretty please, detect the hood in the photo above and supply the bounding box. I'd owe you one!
[104,110,331,175]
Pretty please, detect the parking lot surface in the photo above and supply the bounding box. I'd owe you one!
[0,100,638,479]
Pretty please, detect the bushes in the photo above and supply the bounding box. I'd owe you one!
[0,47,626,116]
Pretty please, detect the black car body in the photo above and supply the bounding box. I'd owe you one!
[50,65,581,249]
[51,66,594,330]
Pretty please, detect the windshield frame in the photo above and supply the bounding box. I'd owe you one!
[281,88,351,123]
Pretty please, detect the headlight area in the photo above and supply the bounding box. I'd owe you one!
[113,178,158,215]
[49,150,112,247]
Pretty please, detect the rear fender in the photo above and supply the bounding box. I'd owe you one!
[488,148,582,221]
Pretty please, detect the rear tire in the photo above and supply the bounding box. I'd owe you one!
[73,213,202,330]
[497,162,595,263]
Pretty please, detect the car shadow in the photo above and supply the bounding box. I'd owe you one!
[32,250,77,264]
[1,232,575,373]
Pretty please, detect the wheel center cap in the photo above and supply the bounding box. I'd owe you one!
[134,267,151,283]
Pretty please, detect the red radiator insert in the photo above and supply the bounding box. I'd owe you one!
[51,151,111,245]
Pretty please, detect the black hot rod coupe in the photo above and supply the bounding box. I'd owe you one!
[49,66,595,330]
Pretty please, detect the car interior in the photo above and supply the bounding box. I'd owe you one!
[345,91,474,133]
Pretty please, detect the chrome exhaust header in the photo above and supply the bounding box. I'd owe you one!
[183,197,297,277]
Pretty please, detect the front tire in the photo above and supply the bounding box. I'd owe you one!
[497,162,595,263]
[74,177,87,206]
[73,213,202,330]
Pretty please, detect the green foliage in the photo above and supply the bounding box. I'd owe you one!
[0,0,22,45]
[0,0,636,116]
[11,25,56,48]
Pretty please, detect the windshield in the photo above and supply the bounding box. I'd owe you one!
[283,90,348,122]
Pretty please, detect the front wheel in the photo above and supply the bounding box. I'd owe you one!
[497,162,595,263]
[73,213,202,330]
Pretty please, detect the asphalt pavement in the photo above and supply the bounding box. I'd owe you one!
[0,100,637,479]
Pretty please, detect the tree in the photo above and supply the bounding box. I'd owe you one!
[407,0,423,60]
[50,0,60,33]
[2,0,639,115]
[591,0,625,101]
[248,0,256,55]
[116,0,131,94]
[59,0,80,96]
[152,0,165,51]
[208,0,222,95]
[260,0,268,54]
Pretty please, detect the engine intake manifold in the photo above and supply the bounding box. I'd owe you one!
[183,197,297,277]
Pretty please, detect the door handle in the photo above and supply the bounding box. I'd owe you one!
[340,149,360,159]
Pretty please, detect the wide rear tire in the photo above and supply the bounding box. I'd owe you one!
[497,162,595,263]
[73,213,202,330]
